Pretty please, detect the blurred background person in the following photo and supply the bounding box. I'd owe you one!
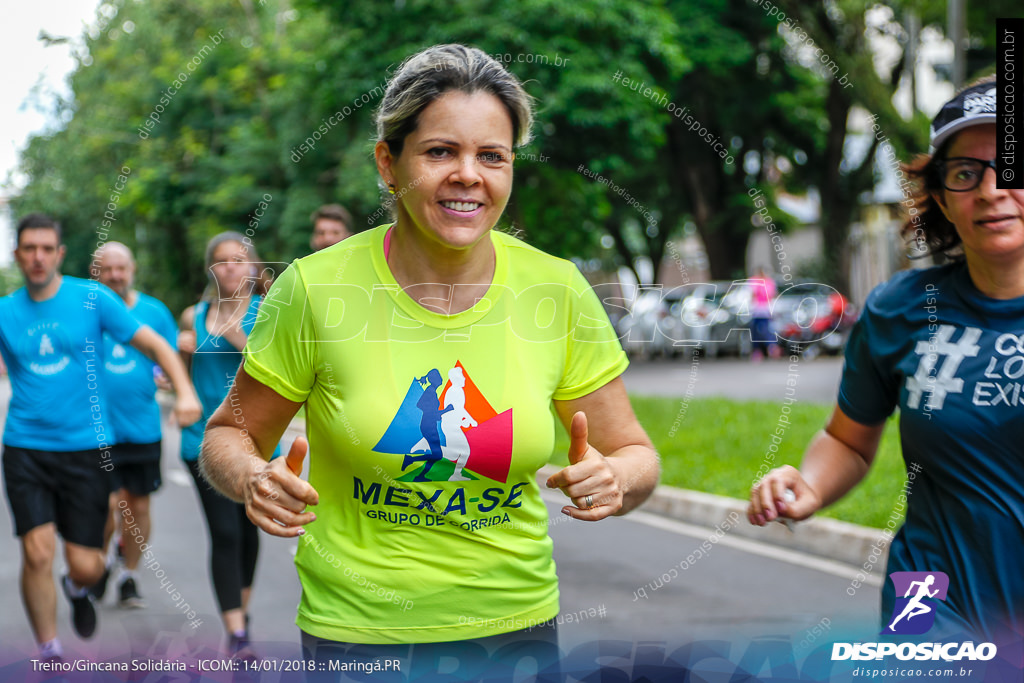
[748,268,778,361]
[309,204,353,252]
[0,214,198,661]
[178,231,280,655]
[91,241,181,610]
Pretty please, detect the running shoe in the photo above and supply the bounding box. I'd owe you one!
[228,631,260,662]
[118,577,146,609]
[62,575,97,639]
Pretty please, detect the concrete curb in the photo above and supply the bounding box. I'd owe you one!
[537,465,888,570]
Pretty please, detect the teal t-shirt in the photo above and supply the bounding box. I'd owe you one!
[181,296,280,462]
[840,263,1024,642]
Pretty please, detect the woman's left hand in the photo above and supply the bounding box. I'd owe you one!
[545,411,623,521]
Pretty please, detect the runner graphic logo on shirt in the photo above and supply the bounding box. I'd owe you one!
[105,342,137,375]
[24,323,71,376]
[373,361,513,483]
[39,334,55,356]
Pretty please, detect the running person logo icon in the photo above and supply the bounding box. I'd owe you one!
[883,571,950,635]
[105,342,138,375]
[24,323,72,376]
[374,361,514,484]
[39,333,55,356]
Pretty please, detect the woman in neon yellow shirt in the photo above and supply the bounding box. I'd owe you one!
[199,43,660,672]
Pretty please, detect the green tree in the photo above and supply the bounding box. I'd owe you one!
[658,0,821,280]
[300,0,691,285]
[760,0,1014,290]
[13,0,882,303]
[307,0,830,283]
[13,0,341,312]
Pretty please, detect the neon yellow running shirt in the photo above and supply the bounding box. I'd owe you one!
[244,225,628,644]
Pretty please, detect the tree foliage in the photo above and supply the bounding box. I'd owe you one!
[763,0,1010,289]
[11,0,1007,310]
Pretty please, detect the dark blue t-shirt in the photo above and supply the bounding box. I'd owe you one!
[839,262,1024,642]
[103,291,177,446]
[0,276,141,451]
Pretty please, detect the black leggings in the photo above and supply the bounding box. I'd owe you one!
[186,459,259,613]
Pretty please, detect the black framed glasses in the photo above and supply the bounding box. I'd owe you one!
[937,157,998,192]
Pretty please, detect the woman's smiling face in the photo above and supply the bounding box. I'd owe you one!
[376,90,515,252]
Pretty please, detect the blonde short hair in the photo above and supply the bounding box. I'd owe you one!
[376,44,534,158]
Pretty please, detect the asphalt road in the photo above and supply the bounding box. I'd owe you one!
[621,354,845,404]
[0,367,879,680]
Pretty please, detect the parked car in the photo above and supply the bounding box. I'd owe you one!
[616,279,856,360]
[674,281,753,358]
[652,291,704,358]
[772,281,856,358]
[616,287,709,359]
[616,290,668,359]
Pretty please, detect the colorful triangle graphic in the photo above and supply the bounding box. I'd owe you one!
[440,360,498,423]
[373,362,513,483]
[372,379,427,455]
[464,409,513,483]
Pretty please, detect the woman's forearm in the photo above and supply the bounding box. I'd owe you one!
[199,424,270,502]
[799,429,873,509]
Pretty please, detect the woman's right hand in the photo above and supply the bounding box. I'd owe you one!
[243,437,320,537]
[178,329,197,354]
[748,465,821,526]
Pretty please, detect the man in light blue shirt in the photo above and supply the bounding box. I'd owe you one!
[91,241,181,610]
[0,214,200,662]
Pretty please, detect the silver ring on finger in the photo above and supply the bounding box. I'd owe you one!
[585,494,595,509]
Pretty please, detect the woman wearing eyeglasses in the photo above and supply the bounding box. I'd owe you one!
[749,75,1023,644]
